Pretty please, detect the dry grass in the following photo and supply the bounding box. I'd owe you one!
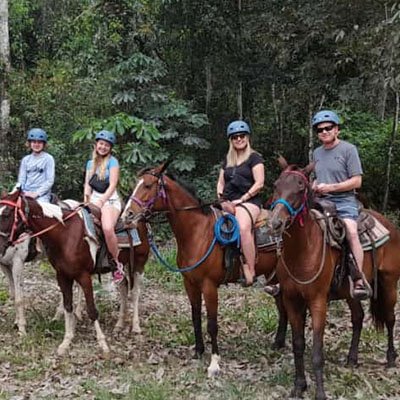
[0,256,399,399]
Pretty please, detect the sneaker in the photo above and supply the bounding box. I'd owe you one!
[112,261,125,285]
[264,283,280,297]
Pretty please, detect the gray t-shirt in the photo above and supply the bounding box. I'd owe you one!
[313,140,363,196]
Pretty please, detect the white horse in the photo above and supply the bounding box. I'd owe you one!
[0,237,31,335]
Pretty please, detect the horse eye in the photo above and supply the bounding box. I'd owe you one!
[144,183,153,189]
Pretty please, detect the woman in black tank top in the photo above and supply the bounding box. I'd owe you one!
[216,120,264,286]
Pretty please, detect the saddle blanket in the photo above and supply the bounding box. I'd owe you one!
[80,207,141,248]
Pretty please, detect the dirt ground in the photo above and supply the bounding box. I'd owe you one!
[0,258,400,400]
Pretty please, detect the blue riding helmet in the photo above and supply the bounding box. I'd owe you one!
[95,130,116,145]
[312,110,340,127]
[27,128,48,143]
[226,120,251,137]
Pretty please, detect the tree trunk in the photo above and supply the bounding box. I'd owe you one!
[0,0,10,177]
[308,106,314,164]
[237,0,243,119]
[382,91,399,211]
[205,62,212,114]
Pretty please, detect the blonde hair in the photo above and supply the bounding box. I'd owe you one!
[225,137,254,167]
[90,147,111,180]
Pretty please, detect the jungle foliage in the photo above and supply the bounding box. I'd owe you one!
[2,0,400,207]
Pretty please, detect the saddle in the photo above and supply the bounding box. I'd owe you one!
[312,199,390,250]
[212,206,281,283]
[312,199,390,298]
[79,204,142,274]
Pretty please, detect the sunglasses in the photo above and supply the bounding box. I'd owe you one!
[315,124,336,134]
[231,133,247,141]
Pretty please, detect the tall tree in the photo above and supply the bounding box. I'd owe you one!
[0,0,10,177]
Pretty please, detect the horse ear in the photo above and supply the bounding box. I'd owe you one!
[303,162,315,176]
[159,158,173,174]
[277,155,288,170]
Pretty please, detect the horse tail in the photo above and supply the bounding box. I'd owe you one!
[369,276,385,332]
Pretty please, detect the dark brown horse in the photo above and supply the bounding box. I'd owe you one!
[121,162,286,376]
[0,190,149,355]
[269,157,400,400]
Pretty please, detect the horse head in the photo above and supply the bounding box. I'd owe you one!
[122,161,172,227]
[0,189,29,256]
[269,156,314,234]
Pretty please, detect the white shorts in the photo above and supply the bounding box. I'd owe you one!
[90,190,122,212]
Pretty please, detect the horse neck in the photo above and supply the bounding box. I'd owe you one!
[163,180,213,245]
[285,211,324,256]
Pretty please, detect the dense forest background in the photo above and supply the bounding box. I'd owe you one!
[1,0,400,210]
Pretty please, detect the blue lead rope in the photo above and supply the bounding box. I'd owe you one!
[146,214,240,274]
[214,214,241,247]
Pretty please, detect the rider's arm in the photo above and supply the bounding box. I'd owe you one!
[98,165,119,205]
[241,163,264,202]
[17,156,28,190]
[217,169,225,200]
[36,155,55,198]
[83,167,92,203]
[328,175,362,193]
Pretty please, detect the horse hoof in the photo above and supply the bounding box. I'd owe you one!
[346,360,358,368]
[207,366,220,378]
[131,326,142,334]
[271,341,285,350]
[113,324,124,334]
[56,347,68,357]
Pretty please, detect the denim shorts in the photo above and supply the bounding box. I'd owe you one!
[326,194,359,221]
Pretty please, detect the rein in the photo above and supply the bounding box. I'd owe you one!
[13,205,84,244]
[277,222,328,285]
[0,196,84,245]
[272,169,329,285]
[146,222,217,273]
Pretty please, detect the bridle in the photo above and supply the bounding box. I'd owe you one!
[270,170,310,225]
[0,193,84,246]
[130,172,168,218]
[0,196,29,244]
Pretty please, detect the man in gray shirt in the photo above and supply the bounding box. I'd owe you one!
[312,110,369,300]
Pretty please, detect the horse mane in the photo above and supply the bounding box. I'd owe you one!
[165,172,212,215]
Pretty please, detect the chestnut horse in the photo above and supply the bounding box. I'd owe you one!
[0,190,149,355]
[269,158,400,400]
[121,162,286,376]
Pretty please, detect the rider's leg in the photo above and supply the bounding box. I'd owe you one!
[101,205,120,260]
[101,205,124,283]
[235,203,260,285]
[343,218,366,294]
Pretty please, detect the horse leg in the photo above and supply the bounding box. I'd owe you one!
[56,273,75,356]
[0,262,15,300]
[202,280,220,377]
[131,271,143,333]
[345,298,364,367]
[309,299,328,400]
[184,279,204,359]
[74,282,85,321]
[114,278,128,333]
[379,278,398,367]
[11,254,26,335]
[76,272,110,356]
[286,297,307,398]
[272,293,287,349]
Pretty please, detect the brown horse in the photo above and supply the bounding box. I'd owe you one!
[0,190,149,355]
[269,157,400,400]
[121,162,286,376]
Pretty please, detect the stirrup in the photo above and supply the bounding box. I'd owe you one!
[264,283,280,297]
[349,275,372,300]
